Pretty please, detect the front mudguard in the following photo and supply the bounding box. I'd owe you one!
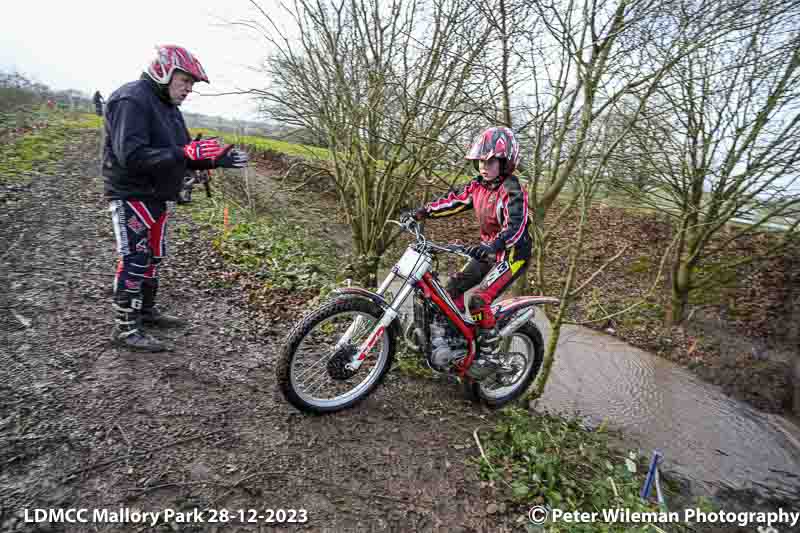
[329,287,403,345]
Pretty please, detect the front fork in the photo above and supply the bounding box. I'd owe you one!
[342,272,414,372]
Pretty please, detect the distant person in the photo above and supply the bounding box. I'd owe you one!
[103,44,249,352]
[93,90,105,116]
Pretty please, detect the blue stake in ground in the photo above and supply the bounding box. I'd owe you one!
[640,449,665,504]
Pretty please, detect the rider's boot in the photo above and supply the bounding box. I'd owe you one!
[140,279,186,329]
[466,301,503,380]
[467,326,503,380]
[111,291,167,352]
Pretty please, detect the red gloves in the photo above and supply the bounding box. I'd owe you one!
[183,137,232,162]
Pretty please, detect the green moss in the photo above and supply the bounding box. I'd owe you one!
[627,256,655,275]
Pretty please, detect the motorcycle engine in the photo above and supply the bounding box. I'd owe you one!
[429,320,466,369]
[431,343,466,369]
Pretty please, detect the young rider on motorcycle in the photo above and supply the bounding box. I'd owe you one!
[403,126,532,373]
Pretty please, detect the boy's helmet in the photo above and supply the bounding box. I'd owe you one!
[465,126,520,176]
[145,45,209,85]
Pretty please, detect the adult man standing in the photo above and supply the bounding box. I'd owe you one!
[103,45,248,351]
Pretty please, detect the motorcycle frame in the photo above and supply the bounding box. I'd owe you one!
[344,247,480,378]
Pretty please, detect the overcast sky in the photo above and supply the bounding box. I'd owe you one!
[0,0,288,121]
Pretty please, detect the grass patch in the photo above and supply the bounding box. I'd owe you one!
[0,115,69,184]
[188,127,332,159]
[62,112,103,130]
[474,407,712,532]
[183,195,338,292]
[0,108,102,184]
[393,347,435,379]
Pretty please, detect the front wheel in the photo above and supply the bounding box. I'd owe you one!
[465,322,544,408]
[277,297,395,414]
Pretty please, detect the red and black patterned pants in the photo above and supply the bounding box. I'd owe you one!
[109,200,169,304]
[445,247,530,328]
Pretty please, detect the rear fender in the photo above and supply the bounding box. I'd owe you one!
[491,296,560,324]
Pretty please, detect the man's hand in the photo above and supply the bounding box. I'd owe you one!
[216,148,249,169]
[183,137,226,162]
[465,240,503,261]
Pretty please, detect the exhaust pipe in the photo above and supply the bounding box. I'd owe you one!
[498,308,536,338]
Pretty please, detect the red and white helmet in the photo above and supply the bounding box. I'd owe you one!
[465,126,521,175]
[145,45,209,85]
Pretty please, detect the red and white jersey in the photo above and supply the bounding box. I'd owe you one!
[423,175,531,257]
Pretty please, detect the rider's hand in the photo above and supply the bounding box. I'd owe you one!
[183,137,226,162]
[465,240,502,261]
[216,148,249,169]
[400,207,427,225]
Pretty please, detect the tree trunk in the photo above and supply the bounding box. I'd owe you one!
[667,259,691,326]
[344,251,380,289]
[528,307,562,400]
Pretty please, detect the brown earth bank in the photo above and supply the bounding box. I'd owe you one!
[0,131,563,533]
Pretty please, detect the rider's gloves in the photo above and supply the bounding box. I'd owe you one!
[216,148,249,169]
[400,207,428,225]
[465,240,503,261]
[183,137,226,162]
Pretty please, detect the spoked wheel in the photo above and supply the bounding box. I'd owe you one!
[277,297,395,414]
[465,322,544,408]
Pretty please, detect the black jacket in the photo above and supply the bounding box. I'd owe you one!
[102,77,212,201]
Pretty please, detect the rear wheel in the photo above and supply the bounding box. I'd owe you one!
[277,297,395,414]
[465,322,544,408]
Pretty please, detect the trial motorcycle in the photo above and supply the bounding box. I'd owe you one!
[276,218,558,413]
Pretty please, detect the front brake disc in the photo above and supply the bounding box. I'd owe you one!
[326,344,359,380]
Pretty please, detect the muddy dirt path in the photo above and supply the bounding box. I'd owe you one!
[0,132,525,532]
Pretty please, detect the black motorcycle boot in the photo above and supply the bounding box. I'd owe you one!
[467,326,502,380]
[111,293,167,352]
[140,280,186,329]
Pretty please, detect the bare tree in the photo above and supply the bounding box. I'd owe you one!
[465,0,780,397]
[615,4,800,325]
[244,0,492,284]
[505,0,770,292]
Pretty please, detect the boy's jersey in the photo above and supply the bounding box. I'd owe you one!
[423,175,531,258]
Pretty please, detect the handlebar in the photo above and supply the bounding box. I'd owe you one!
[391,217,474,259]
